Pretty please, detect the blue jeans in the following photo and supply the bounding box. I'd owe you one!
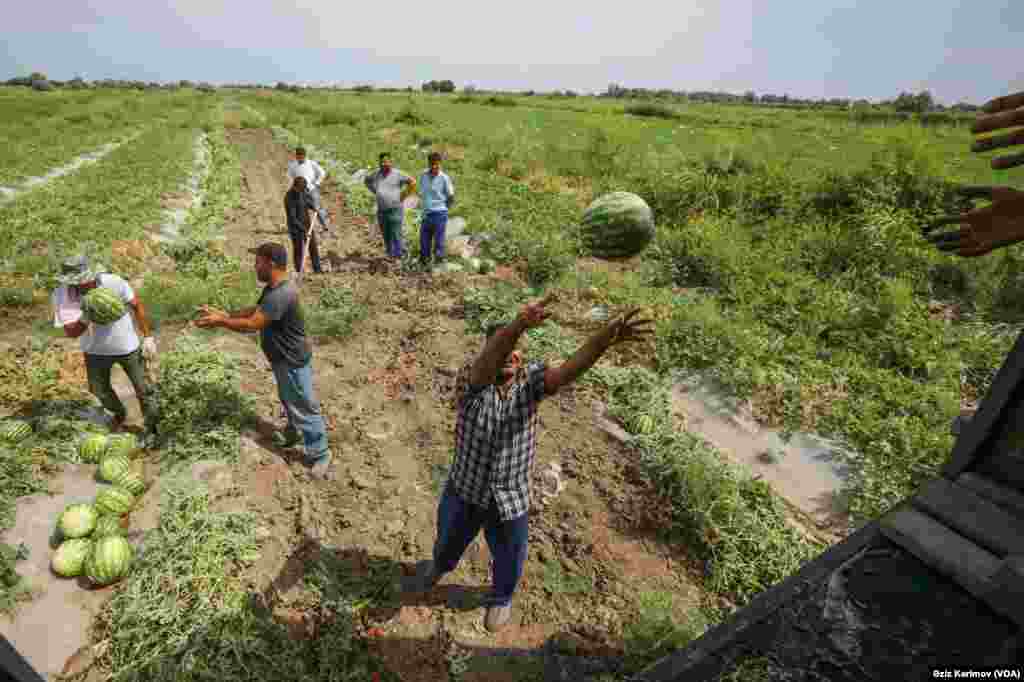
[420,210,448,263]
[378,206,405,258]
[271,359,329,463]
[432,484,529,607]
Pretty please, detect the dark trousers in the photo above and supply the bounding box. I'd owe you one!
[290,229,322,273]
[420,210,448,264]
[84,349,157,433]
[432,484,529,607]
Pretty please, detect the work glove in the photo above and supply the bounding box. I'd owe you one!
[142,337,158,359]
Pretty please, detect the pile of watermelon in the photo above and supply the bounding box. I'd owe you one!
[50,433,148,585]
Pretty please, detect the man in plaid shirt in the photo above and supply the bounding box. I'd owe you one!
[410,295,652,632]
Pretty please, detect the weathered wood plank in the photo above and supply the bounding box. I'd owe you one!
[944,331,1024,478]
[973,449,1024,490]
[879,507,1001,598]
[957,472,1024,521]
[910,478,1024,557]
[637,523,882,682]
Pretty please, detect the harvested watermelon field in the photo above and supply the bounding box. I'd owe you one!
[0,88,1020,681]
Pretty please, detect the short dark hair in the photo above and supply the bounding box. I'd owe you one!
[247,243,289,268]
[379,152,390,162]
[428,151,442,164]
[295,146,306,155]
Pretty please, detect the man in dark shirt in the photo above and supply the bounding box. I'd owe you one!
[195,242,331,478]
[285,176,323,275]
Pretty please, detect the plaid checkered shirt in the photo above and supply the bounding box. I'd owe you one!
[448,360,550,521]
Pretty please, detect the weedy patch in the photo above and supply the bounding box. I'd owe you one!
[622,590,708,671]
[0,542,32,615]
[307,288,369,340]
[153,334,257,468]
[716,655,778,681]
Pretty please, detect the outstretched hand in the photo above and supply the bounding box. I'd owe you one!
[195,304,227,328]
[923,186,1024,258]
[971,91,1024,170]
[604,308,655,347]
[517,294,556,328]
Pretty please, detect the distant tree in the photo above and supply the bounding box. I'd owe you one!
[463,84,478,95]
[892,90,935,113]
[29,71,47,82]
[743,90,757,103]
[438,80,455,93]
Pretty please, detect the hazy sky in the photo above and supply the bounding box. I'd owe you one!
[2,1,1021,104]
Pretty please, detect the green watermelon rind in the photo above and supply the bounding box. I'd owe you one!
[580,192,655,258]
[79,434,109,463]
[113,471,147,497]
[95,487,135,516]
[105,433,139,459]
[82,287,128,326]
[98,454,131,484]
[93,514,127,538]
[0,420,32,443]
[85,536,134,586]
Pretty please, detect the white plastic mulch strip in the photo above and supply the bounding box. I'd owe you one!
[152,132,211,244]
[0,131,144,205]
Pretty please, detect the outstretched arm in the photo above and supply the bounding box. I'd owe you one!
[468,296,553,387]
[544,310,654,393]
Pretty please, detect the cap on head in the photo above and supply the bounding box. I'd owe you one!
[57,254,103,286]
[248,243,289,268]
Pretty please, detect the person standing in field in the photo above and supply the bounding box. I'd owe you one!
[195,243,332,479]
[285,176,323,275]
[51,255,159,447]
[287,146,331,232]
[364,152,416,261]
[408,295,653,632]
[417,151,455,269]
[924,90,1024,257]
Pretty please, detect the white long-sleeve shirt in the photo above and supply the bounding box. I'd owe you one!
[287,159,326,188]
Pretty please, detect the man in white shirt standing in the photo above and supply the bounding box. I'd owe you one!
[287,146,331,233]
[52,255,160,447]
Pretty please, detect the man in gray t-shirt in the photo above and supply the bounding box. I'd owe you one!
[196,242,331,478]
[364,152,416,260]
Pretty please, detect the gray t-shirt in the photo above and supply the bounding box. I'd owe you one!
[365,168,413,210]
[257,281,311,367]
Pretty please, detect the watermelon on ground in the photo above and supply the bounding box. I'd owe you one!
[93,515,127,538]
[0,420,32,443]
[79,434,109,463]
[82,287,127,325]
[113,471,147,497]
[95,487,135,516]
[52,538,93,577]
[85,536,134,586]
[106,433,138,459]
[580,191,655,259]
[98,454,131,483]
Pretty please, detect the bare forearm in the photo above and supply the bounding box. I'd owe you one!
[555,330,612,387]
[220,316,259,333]
[469,318,528,385]
[131,302,152,337]
[228,306,258,319]
[64,321,89,338]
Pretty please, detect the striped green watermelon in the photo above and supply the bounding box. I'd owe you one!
[113,470,147,497]
[106,433,138,459]
[95,487,135,516]
[82,286,127,325]
[93,514,127,538]
[580,191,655,259]
[0,419,32,443]
[79,434,109,463]
[59,503,98,538]
[98,454,131,483]
[85,536,134,586]
[52,538,93,577]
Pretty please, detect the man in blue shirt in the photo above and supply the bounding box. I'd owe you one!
[417,151,455,269]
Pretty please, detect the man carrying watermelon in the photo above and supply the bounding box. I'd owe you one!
[407,296,653,632]
[51,255,159,447]
[194,243,332,480]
